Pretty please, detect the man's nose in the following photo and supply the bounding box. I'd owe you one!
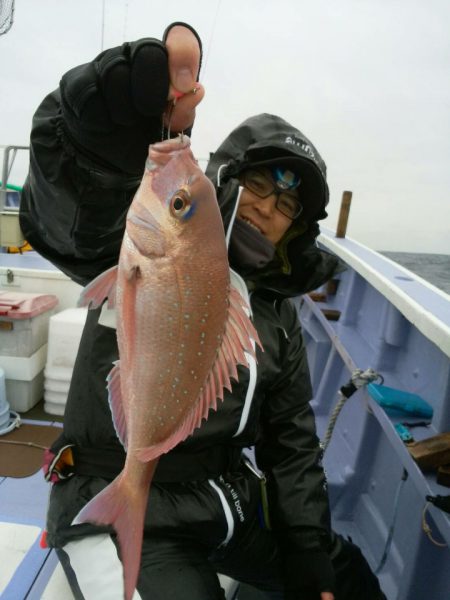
[253,193,277,216]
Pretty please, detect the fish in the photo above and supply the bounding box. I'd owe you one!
[73,135,261,600]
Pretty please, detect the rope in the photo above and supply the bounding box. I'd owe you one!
[321,368,382,452]
[422,503,448,548]
[321,391,347,452]
[0,439,48,450]
[351,368,382,389]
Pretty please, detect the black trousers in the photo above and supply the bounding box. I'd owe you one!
[52,471,386,600]
[135,522,385,600]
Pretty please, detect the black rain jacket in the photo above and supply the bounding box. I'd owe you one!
[20,51,341,563]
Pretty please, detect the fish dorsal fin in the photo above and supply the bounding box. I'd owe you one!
[107,361,128,449]
[135,278,262,463]
[78,265,118,309]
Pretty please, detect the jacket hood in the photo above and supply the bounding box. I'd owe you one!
[205,113,329,224]
[205,114,343,298]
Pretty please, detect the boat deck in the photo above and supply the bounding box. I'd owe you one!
[0,416,74,599]
[0,414,238,598]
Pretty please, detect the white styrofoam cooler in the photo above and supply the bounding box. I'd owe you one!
[0,292,58,412]
[44,308,88,415]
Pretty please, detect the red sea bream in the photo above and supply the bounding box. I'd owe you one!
[74,136,260,600]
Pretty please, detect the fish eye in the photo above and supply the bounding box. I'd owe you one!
[170,189,192,219]
[173,197,185,211]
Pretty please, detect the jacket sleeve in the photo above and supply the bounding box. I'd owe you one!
[255,299,332,555]
[19,88,137,286]
[19,35,189,286]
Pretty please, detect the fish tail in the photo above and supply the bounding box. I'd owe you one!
[73,468,154,600]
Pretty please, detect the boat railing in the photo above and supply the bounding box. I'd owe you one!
[0,144,29,248]
[318,226,450,359]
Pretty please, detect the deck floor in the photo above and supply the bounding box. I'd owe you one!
[0,403,66,599]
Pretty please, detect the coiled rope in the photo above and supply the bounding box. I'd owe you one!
[321,368,382,452]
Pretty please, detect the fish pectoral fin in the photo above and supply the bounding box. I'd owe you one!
[78,265,118,309]
[107,361,128,449]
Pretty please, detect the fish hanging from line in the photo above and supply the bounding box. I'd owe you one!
[73,135,261,600]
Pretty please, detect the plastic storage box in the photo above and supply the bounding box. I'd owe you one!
[0,291,58,412]
[44,308,88,415]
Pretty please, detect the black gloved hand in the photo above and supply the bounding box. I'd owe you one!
[284,551,336,600]
[59,23,202,175]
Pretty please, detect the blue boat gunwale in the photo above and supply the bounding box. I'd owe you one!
[319,227,450,358]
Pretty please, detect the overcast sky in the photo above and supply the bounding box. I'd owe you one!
[1,0,449,253]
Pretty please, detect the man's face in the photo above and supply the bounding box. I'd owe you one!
[237,168,301,244]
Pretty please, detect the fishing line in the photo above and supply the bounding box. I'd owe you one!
[100,0,106,51]
[199,0,222,83]
[161,101,176,141]
[123,0,130,42]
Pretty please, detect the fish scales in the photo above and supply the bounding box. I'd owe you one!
[118,248,229,444]
[74,135,261,600]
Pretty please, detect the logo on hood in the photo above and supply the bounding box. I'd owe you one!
[284,135,316,160]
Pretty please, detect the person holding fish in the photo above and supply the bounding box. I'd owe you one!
[20,22,386,600]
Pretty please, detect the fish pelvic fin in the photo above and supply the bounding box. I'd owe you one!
[135,283,262,464]
[78,265,118,309]
[107,361,128,449]
[73,466,156,600]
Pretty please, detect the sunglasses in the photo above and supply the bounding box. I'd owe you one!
[242,169,303,220]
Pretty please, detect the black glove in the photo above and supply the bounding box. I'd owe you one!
[59,23,202,175]
[284,551,336,600]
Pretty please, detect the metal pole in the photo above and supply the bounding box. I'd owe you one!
[0,145,28,211]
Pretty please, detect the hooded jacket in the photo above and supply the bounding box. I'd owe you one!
[19,49,341,568]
